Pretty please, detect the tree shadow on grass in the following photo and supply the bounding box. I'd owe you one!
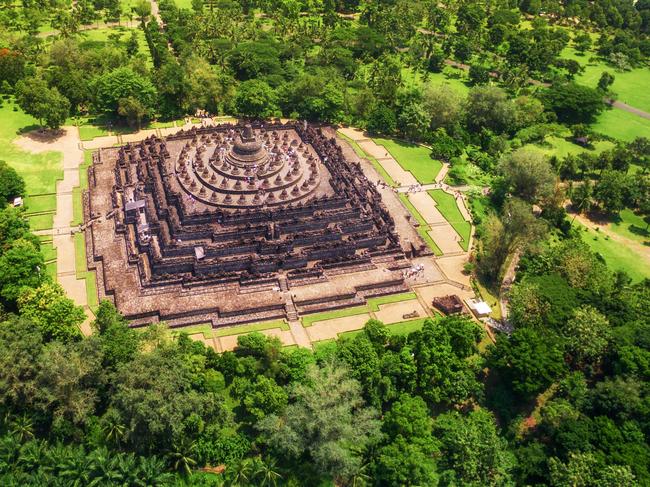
[16,125,67,143]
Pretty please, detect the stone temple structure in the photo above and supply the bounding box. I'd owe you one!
[84,122,423,328]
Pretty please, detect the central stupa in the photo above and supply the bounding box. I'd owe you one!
[225,124,269,167]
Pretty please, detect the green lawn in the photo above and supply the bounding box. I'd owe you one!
[169,320,290,339]
[24,194,57,213]
[373,137,443,184]
[367,292,417,311]
[398,194,443,255]
[427,189,472,251]
[576,223,649,282]
[337,317,430,340]
[26,213,54,231]
[561,47,650,113]
[0,102,63,215]
[337,131,397,186]
[74,233,99,310]
[301,306,370,327]
[608,209,650,246]
[402,66,471,97]
[40,242,58,262]
[591,108,650,142]
[522,135,615,159]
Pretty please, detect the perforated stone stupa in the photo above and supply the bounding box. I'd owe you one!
[84,122,417,329]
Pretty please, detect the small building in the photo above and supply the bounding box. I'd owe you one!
[13,197,23,207]
[432,295,465,315]
[466,298,492,318]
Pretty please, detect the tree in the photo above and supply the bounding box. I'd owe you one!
[92,67,156,118]
[368,54,403,106]
[110,343,223,453]
[366,103,396,135]
[0,238,46,302]
[118,96,147,129]
[598,71,616,92]
[232,376,288,420]
[465,86,516,134]
[233,79,279,119]
[0,161,25,206]
[373,436,438,486]
[487,327,567,398]
[94,300,139,370]
[543,82,605,124]
[134,0,151,25]
[257,360,380,484]
[126,31,139,57]
[423,83,463,131]
[564,306,610,365]
[17,282,85,342]
[434,409,515,486]
[469,64,491,85]
[549,452,636,487]
[497,149,556,203]
[15,77,70,130]
[593,170,630,213]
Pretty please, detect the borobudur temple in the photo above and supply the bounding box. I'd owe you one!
[84,122,425,328]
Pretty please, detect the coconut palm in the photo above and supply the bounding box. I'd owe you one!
[9,415,34,443]
[252,456,282,487]
[135,455,175,486]
[225,457,255,487]
[166,439,197,477]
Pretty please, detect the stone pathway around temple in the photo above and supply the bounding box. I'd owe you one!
[337,127,473,256]
[14,126,93,335]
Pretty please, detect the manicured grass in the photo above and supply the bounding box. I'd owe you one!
[337,131,397,186]
[373,137,443,184]
[170,320,290,339]
[26,213,54,231]
[591,108,650,142]
[576,223,649,282]
[402,67,471,96]
[427,189,472,251]
[46,262,57,279]
[301,306,369,327]
[71,150,94,227]
[367,292,418,311]
[24,194,57,214]
[80,26,153,68]
[40,242,58,262]
[337,317,430,340]
[398,193,444,255]
[561,47,650,113]
[74,232,99,310]
[0,102,63,213]
[609,209,650,245]
[522,135,615,159]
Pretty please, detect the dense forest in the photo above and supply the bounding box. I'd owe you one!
[0,0,650,485]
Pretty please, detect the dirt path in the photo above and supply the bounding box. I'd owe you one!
[15,127,92,335]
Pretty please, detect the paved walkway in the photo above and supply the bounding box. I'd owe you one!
[337,127,473,256]
[15,127,92,335]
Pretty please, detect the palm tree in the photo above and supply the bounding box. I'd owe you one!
[349,461,372,487]
[10,415,34,443]
[101,411,126,447]
[166,439,197,477]
[252,456,283,487]
[225,457,255,487]
[570,180,593,225]
[88,447,123,485]
[135,455,175,486]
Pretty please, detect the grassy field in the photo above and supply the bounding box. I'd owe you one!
[522,135,615,159]
[0,102,63,216]
[591,108,650,142]
[561,47,650,113]
[608,209,649,245]
[301,306,370,327]
[74,232,99,311]
[337,317,430,340]
[576,223,649,282]
[398,193,444,255]
[169,320,290,339]
[373,137,443,184]
[402,66,471,97]
[427,189,471,251]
